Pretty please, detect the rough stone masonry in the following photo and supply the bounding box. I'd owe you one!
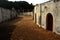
[33,0,60,35]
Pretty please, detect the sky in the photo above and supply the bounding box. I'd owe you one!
[8,0,49,5]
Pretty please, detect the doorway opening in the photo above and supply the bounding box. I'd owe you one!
[46,13,53,31]
[35,14,36,23]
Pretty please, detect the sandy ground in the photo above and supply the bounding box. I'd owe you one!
[0,16,60,40]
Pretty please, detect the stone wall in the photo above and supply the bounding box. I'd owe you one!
[33,0,60,35]
[34,4,41,27]
[0,7,17,23]
[23,12,33,16]
[53,1,60,35]
[41,1,55,29]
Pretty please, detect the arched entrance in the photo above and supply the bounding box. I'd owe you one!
[39,16,41,25]
[46,13,53,31]
[35,14,36,23]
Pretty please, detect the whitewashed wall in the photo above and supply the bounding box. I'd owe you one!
[0,7,17,23]
[34,4,41,27]
[23,12,33,16]
[54,1,60,35]
[41,1,55,29]
[34,1,60,35]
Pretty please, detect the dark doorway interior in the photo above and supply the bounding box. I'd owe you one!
[35,14,36,23]
[46,13,53,31]
[39,16,41,25]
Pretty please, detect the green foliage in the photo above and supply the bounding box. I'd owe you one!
[0,1,34,12]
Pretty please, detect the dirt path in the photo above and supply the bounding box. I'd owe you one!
[0,16,60,40]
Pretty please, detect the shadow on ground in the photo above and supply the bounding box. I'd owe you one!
[4,16,23,23]
[0,24,16,40]
[0,16,23,40]
[10,16,23,21]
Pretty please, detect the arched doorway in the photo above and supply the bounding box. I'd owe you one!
[46,13,53,31]
[35,14,36,23]
[39,16,41,25]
